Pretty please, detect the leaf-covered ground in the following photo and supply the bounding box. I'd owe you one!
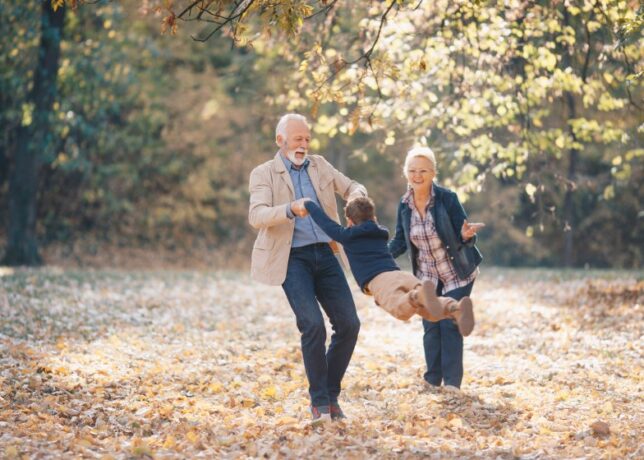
[0,267,642,459]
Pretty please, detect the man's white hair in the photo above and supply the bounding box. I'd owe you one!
[275,113,309,139]
[403,146,438,179]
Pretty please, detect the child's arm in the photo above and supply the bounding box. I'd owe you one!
[303,201,351,243]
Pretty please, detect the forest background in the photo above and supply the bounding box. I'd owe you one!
[1,2,642,457]
[1,0,642,269]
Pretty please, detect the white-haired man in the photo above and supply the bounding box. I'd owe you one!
[248,113,367,423]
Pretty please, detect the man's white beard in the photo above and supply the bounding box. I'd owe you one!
[286,148,307,166]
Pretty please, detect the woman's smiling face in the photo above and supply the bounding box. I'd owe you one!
[406,156,436,192]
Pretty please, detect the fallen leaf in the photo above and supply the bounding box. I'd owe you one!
[591,421,610,437]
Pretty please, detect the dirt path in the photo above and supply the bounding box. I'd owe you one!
[0,268,641,458]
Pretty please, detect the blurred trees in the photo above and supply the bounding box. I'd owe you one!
[269,0,642,267]
[0,0,641,268]
[1,1,277,262]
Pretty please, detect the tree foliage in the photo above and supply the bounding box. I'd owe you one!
[0,0,641,267]
[224,0,643,267]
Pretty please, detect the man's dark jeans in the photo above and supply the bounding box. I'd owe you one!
[282,243,360,407]
[422,280,474,388]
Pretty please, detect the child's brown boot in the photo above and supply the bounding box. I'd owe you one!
[447,296,475,336]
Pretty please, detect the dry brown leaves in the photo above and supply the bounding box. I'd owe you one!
[0,267,641,458]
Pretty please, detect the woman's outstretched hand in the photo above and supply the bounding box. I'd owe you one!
[461,219,485,241]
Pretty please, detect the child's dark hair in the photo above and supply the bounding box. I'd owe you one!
[345,197,376,224]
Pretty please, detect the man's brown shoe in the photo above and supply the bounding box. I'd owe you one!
[329,402,346,420]
[310,405,332,425]
[451,296,475,336]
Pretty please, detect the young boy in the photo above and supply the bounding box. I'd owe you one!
[302,196,475,336]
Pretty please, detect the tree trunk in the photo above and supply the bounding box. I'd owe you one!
[562,91,578,267]
[560,7,587,268]
[0,146,7,191]
[2,1,65,266]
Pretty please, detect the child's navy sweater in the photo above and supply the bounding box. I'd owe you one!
[304,201,400,291]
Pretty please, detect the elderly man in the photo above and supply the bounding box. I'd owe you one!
[249,113,366,423]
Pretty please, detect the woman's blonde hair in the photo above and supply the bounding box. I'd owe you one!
[403,147,437,179]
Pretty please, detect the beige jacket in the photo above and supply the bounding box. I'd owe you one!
[249,152,367,285]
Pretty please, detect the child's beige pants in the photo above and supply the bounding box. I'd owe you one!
[366,270,455,321]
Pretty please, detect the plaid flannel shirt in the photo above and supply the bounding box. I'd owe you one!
[404,187,477,295]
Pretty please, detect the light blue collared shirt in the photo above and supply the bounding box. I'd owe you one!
[282,155,331,248]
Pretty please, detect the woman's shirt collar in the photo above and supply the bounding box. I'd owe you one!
[403,185,435,211]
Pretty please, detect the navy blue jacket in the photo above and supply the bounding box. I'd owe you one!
[304,201,400,291]
[388,184,482,279]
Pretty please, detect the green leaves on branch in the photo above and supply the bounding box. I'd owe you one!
[272,0,642,194]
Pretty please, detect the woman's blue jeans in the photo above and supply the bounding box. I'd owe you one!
[422,280,474,388]
[282,243,360,407]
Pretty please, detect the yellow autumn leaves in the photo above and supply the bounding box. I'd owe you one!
[0,269,641,458]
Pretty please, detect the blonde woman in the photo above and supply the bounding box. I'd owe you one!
[388,147,484,389]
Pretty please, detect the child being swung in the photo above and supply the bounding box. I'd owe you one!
[302,197,475,335]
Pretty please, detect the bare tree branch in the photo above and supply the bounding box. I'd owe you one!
[187,0,257,42]
[355,1,396,63]
[177,0,203,19]
[307,2,399,95]
[305,0,339,20]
